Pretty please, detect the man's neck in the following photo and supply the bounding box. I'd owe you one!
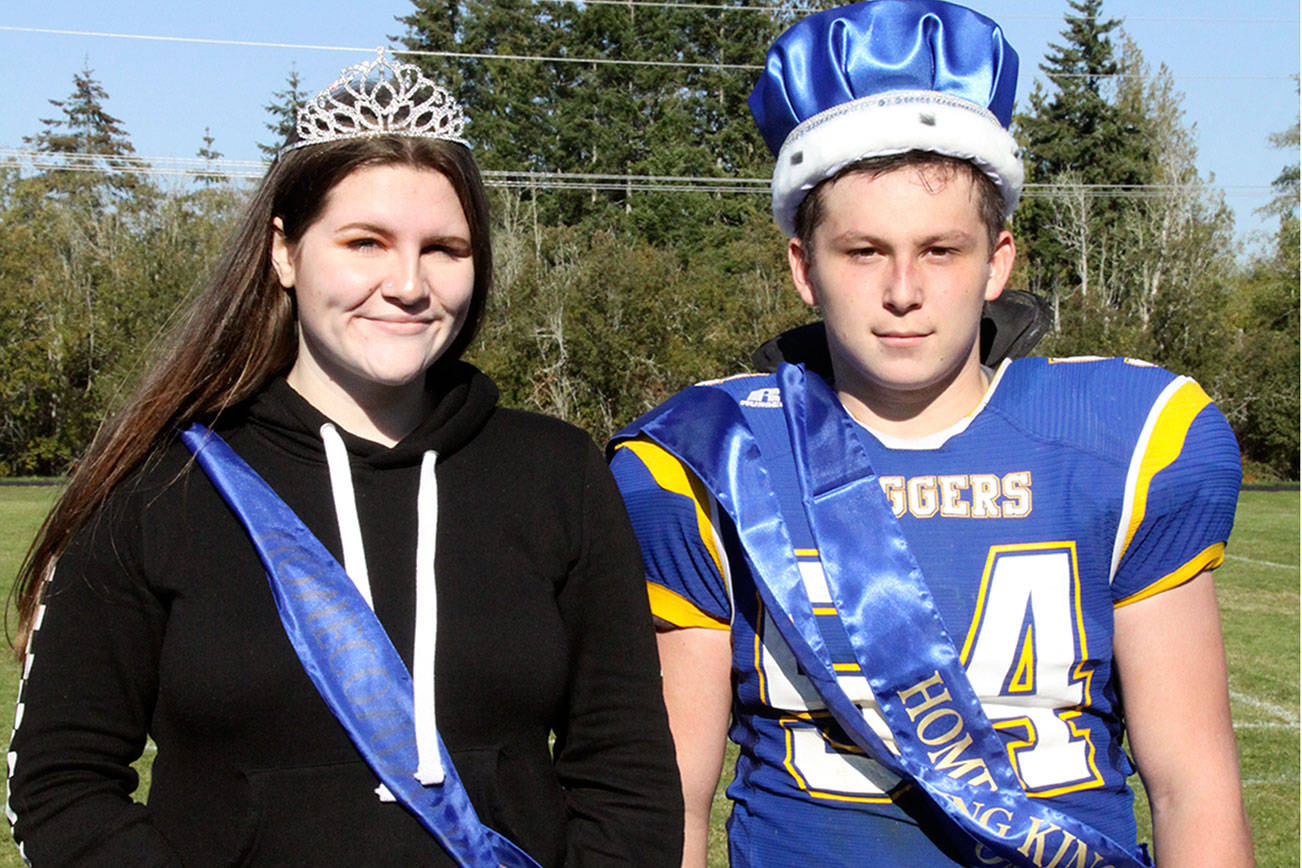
[833,364,993,441]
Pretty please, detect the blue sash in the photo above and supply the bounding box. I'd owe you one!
[181,424,539,868]
[625,365,1149,868]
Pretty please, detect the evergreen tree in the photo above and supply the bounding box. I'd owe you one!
[1017,0,1148,185]
[397,0,782,245]
[0,66,210,474]
[1020,30,1238,381]
[194,127,225,187]
[1012,0,1155,300]
[399,0,558,173]
[258,65,307,158]
[24,60,144,204]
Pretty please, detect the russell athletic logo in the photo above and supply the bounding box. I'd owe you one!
[740,387,782,408]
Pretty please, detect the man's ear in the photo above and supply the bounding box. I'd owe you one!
[983,229,1016,303]
[269,217,295,289]
[788,236,819,308]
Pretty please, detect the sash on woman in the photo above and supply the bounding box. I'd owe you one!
[181,424,538,868]
[620,364,1150,868]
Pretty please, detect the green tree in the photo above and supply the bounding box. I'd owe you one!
[1260,100,1300,225]
[397,0,781,245]
[399,0,564,172]
[393,1,808,421]
[469,191,806,439]
[1013,0,1155,305]
[1013,12,1239,383]
[0,65,243,474]
[1106,35,1236,384]
[194,127,225,187]
[0,175,242,474]
[24,60,146,207]
[3,65,145,470]
[1221,111,1299,480]
[258,65,307,158]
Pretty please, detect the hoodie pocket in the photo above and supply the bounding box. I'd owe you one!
[243,759,448,866]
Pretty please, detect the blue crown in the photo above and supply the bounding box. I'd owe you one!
[749,0,1022,235]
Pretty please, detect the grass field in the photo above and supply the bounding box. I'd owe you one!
[0,485,1296,866]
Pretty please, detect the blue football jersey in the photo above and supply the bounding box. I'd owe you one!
[609,357,1241,867]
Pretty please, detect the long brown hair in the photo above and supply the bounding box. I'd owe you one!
[10,135,493,653]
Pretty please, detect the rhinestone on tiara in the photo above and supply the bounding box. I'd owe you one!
[281,48,468,154]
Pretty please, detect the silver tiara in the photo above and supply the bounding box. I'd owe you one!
[281,48,468,154]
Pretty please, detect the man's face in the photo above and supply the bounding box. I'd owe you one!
[789,165,1014,421]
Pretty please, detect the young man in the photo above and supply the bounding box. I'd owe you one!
[609,1,1254,866]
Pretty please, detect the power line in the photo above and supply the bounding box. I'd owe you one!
[537,0,1296,23]
[1046,72,1288,82]
[399,45,756,70]
[0,26,760,71]
[1,25,1292,80]
[541,0,803,13]
[1024,185,1272,200]
[0,148,774,191]
[0,26,369,55]
[0,148,267,179]
[0,148,1277,199]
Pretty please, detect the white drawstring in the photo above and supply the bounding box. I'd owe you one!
[320,424,373,609]
[319,424,444,794]
[412,450,444,784]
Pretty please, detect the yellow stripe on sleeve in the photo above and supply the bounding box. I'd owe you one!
[1114,543,1225,608]
[615,438,725,577]
[647,582,729,630]
[1116,380,1213,566]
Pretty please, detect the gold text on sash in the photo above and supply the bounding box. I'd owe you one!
[897,672,1118,868]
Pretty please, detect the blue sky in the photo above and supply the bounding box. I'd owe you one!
[1,1,1296,250]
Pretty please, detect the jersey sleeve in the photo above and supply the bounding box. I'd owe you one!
[609,437,732,629]
[1111,379,1242,606]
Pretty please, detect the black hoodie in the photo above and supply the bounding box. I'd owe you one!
[9,363,682,866]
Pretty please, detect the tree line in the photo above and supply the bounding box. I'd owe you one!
[0,0,1296,480]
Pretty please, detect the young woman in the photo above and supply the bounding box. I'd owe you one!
[7,52,681,866]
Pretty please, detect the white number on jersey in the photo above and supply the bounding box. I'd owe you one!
[756,543,1103,801]
[960,543,1103,796]
[756,557,899,802]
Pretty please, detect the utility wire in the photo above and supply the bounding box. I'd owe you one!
[0,26,759,71]
[0,148,1276,198]
[536,0,1296,22]
[0,25,1292,79]
[544,0,807,12]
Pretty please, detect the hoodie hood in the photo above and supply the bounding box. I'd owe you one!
[235,360,500,469]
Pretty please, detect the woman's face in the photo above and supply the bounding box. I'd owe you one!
[271,164,475,415]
